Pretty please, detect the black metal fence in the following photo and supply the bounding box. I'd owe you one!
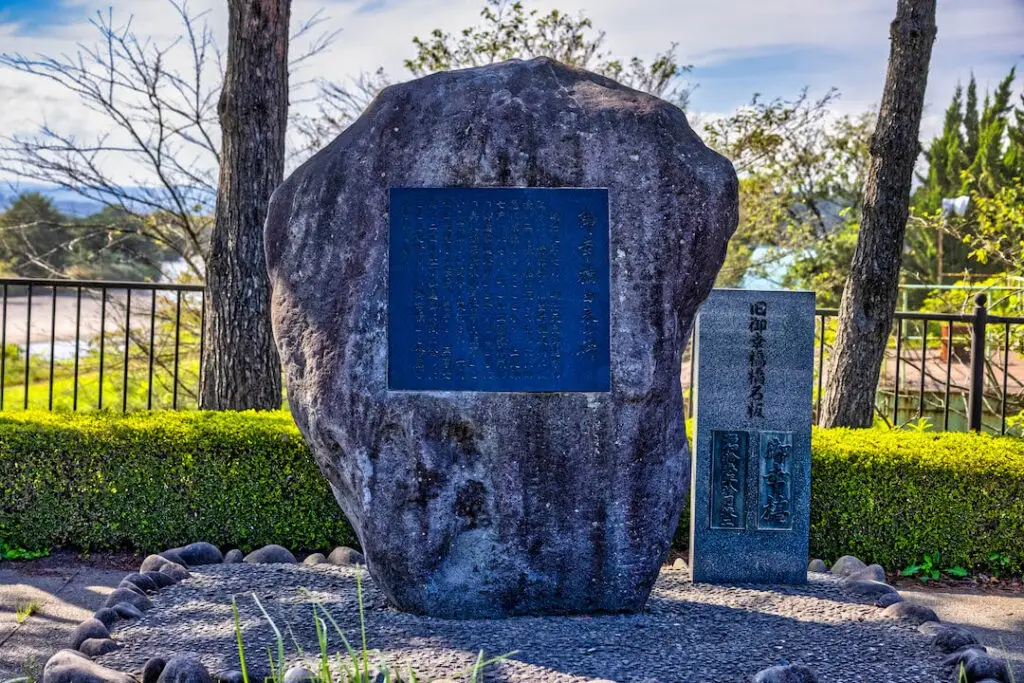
[813,294,1024,435]
[2,277,1022,435]
[682,293,1024,435]
[0,277,205,412]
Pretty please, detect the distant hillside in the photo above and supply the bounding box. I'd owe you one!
[0,183,106,216]
[0,183,215,217]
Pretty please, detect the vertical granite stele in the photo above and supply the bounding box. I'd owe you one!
[689,290,816,585]
[265,57,739,618]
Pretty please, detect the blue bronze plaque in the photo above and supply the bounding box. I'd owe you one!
[388,187,611,392]
[758,431,794,530]
[709,430,748,530]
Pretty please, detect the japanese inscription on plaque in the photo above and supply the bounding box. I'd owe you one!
[748,301,767,419]
[758,431,794,530]
[710,430,748,530]
[388,187,611,392]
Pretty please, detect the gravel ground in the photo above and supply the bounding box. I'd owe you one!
[97,565,947,682]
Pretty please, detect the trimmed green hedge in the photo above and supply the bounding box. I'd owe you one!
[0,411,356,553]
[811,428,1024,573]
[1,410,1022,574]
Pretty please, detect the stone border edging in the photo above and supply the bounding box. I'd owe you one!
[40,546,1005,683]
[802,555,1012,683]
[41,542,364,683]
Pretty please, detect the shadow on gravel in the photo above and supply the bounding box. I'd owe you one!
[898,589,1024,682]
[98,568,948,683]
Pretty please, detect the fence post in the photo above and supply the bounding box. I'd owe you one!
[968,292,987,432]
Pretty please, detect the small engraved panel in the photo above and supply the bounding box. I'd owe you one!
[758,430,794,530]
[388,187,611,392]
[710,429,748,530]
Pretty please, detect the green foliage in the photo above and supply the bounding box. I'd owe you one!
[300,0,693,154]
[404,0,690,108]
[916,69,1022,211]
[964,179,1024,272]
[780,216,860,307]
[703,90,874,298]
[900,552,966,582]
[966,68,1018,198]
[911,68,1024,287]
[4,410,1022,581]
[965,78,980,163]
[899,417,933,433]
[810,427,1024,574]
[987,551,1013,577]
[234,577,514,683]
[0,410,355,553]
[0,285,204,412]
[918,84,967,214]
[14,599,42,624]
[0,539,49,560]
[0,192,179,280]
[0,193,71,277]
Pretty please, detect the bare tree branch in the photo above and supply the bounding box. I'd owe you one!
[0,0,339,282]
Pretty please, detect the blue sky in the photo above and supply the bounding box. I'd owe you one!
[0,0,55,30]
[0,0,1022,185]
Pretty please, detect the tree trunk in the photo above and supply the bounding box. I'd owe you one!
[200,0,290,410]
[819,0,936,428]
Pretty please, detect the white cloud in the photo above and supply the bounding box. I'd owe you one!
[0,0,1021,185]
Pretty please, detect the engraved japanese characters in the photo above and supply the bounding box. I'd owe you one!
[759,431,794,531]
[388,188,610,392]
[710,430,747,530]
[690,290,814,585]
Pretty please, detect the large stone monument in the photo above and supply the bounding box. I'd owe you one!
[265,57,738,617]
[689,290,815,584]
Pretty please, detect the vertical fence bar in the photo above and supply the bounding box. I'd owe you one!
[943,323,954,431]
[172,290,181,410]
[148,290,156,410]
[198,291,206,407]
[23,284,32,410]
[968,293,987,432]
[1,284,7,410]
[816,314,826,424]
[98,287,106,410]
[1001,322,1011,435]
[48,286,57,410]
[918,320,928,420]
[73,287,82,411]
[893,317,903,426]
[122,288,131,412]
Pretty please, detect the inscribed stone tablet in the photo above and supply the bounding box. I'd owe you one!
[388,187,610,392]
[689,289,815,584]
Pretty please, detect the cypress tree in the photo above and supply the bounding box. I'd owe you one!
[964,68,1017,197]
[921,84,964,211]
[964,76,980,162]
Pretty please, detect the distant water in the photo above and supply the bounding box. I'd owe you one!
[0,182,105,216]
[25,340,92,361]
[0,182,215,218]
[737,246,795,290]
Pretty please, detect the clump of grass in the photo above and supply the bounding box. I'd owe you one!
[1,654,42,683]
[232,571,516,683]
[14,600,42,624]
[1001,637,1018,683]
[955,645,1017,683]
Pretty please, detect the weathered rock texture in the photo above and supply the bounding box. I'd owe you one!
[265,57,738,617]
